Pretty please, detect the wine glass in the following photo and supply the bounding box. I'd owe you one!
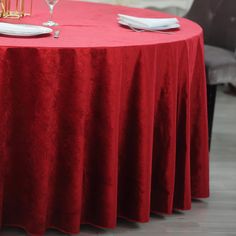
[43,0,59,27]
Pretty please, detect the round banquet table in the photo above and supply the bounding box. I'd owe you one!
[0,1,209,235]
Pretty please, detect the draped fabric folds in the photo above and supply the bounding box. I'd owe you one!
[0,2,209,235]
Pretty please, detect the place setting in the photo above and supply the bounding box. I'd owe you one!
[117,13,180,34]
[0,0,60,38]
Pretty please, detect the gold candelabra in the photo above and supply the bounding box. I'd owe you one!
[0,0,32,18]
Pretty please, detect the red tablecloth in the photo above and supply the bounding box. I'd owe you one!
[0,1,209,235]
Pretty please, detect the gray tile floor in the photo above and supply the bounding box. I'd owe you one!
[1,87,236,236]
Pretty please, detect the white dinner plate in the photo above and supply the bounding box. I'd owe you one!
[0,22,53,37]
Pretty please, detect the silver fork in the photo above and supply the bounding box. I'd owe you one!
[128,25,175,35]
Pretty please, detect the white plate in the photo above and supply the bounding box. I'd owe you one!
[0,22,53,37]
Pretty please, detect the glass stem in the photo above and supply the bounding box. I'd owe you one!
[49,4,54,22]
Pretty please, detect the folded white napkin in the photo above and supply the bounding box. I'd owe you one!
[118,14,180,31]
[0,22,52,37]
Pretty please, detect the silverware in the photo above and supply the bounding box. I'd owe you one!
[54,30,60,38]
[128,25,175,35]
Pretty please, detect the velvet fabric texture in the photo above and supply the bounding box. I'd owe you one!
[0,1,209,235]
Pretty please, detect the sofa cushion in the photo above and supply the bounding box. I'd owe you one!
[205,45,236,85]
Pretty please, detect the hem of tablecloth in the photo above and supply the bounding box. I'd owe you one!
[2,196,210,236]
